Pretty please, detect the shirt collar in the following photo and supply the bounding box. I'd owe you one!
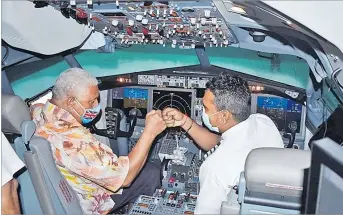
[42,100,81,126]
[221,116,250,140]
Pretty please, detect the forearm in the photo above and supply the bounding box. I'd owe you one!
[181,116,220,151]
[2,179,21,215]
[123,131,155,186]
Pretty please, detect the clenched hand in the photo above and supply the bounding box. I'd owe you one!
[162,107,187,127]
[144,110,167,137]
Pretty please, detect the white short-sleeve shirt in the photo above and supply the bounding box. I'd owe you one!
[2,132,25,186]
[194,114,284,214]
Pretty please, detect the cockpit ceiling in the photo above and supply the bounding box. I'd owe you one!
[1,0,336,83]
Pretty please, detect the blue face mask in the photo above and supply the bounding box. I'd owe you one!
[75,99,101,124]
[202,107,226,133]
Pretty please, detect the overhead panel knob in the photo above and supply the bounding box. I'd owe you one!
[204,10,211,18]
[112,20,119,26]
[142,19,148,25]
[70,0,76,7]
[87,0,93,8]
[211,18,217,25]
[201,18,206,25]
[136,15,143,22]
[128,20,134,26]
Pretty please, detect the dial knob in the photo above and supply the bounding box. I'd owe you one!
[142,19,148,25]
[212,18,217,25]
[201,18,206,25]
[136,15,143,22]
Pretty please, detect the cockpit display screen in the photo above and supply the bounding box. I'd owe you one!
[256,96,302,133]
[112,87,148,117]
[123,88,148,109]
[152,89,192,118]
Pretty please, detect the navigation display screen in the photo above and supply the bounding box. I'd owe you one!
[152,89,192,118]
[256,96,302,133]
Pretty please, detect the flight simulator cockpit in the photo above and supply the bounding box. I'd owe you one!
[23,64,308,215]
[2,0,343,215]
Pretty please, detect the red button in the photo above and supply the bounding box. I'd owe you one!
[142,27,149,35]
[126,27,133,36]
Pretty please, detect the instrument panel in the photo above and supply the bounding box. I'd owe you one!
[100,65,306,103]
[112,86,199,121]
[256,95,303,133]
[138,74,210,89]
[43,0,238,49]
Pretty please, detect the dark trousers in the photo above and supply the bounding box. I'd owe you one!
[109,161,161,212]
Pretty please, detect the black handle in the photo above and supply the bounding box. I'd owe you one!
[257,51,276,60]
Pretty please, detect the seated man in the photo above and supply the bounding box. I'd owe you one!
[31,68,166,214]
[162,73,284,214]
[2,132,25,214]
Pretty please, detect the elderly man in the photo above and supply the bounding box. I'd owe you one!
[31,68,166,214]
[162,73,284,214]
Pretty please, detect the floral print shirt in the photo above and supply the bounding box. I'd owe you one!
[31,101,129,214]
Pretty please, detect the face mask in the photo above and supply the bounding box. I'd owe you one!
[74,99,101,124]
[202,107,220,133]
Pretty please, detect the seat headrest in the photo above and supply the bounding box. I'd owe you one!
[1,94,31,134]
[245,148,311,197]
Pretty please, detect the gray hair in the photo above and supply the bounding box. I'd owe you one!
[52,68,98,99]
[206,73,251,123]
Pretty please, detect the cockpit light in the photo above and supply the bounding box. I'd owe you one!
[117,77,131,83]
[249,85,265,92]
[230,6,247,15]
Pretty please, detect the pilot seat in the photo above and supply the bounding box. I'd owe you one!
[221,148,311,215]
[1,93,84,215]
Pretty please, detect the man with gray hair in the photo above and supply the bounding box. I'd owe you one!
[162,73,284,214]
[31,68,165,214]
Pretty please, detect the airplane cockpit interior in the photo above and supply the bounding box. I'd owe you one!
[1,1,343,215]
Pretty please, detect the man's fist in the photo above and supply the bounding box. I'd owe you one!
[144,110,167,137]
[162,108,187,127]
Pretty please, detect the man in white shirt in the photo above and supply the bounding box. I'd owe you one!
[2,132,25,214]
[162,73,284,214]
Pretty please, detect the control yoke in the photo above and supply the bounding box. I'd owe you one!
[89,107,137,139]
